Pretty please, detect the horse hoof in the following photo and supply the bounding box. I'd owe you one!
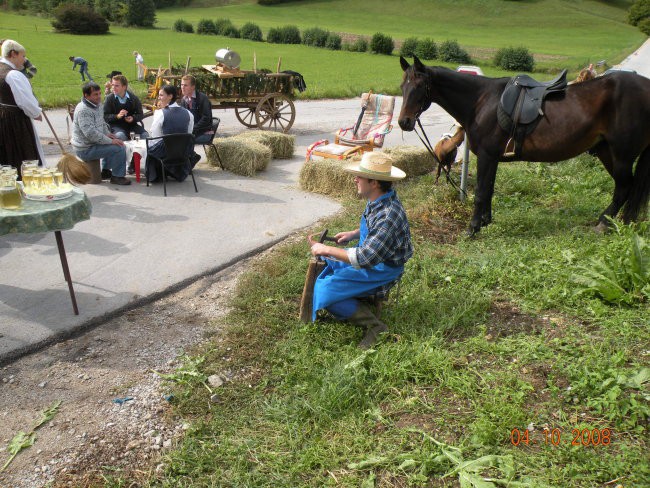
[466,227,480,238]
[593,222,609,234]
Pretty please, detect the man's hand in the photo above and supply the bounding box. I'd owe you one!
[309,242,328,257]
[335,230,359,244]
[110,137,125,146]
[118,109,128,119]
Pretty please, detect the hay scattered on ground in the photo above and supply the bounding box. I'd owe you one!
[206,138,272,177]
[383,145,435,177]
[234,130,295,159]
[299,157,358,199]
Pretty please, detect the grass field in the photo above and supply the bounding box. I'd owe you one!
[95,154,649,487]
[3,0,646,107]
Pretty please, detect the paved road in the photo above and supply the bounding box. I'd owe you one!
[614,37,650,78]
[0,97,455,364]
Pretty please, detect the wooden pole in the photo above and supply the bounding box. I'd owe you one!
[185,56,191,74]
[253,52,257,73]
[276,56,282,73]
[168,52,171,70]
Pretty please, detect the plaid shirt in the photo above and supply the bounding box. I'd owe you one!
[353,189,413,269]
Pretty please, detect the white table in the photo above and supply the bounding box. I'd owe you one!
[124,140,147,182]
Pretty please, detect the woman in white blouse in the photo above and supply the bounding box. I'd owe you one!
[146,85,194,182]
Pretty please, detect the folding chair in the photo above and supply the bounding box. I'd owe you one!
[200,117,223,169]
[308,93,395,160]
[145,133,198,197]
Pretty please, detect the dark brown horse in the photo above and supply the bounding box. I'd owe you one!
[399,56,650,236]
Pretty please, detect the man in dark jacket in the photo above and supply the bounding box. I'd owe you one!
[179,74,213,144]
[103,74,149,141]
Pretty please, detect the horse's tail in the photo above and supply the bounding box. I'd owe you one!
[623,146,650,222]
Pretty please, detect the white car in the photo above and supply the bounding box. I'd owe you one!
[456,65,484,76]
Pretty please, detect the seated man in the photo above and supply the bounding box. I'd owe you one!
[179,74,212,164]
[308,152,413,349]
[146,84,194,182]
[71,82,130,185]
[103,74,149,141]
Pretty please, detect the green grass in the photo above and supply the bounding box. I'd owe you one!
[91,154,650,487]
[5,0,646,107]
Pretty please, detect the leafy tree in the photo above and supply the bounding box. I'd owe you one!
[415,38,437,60]
[125,0,156,27]
[439,40,471,63]
[639,17,650,35]
[370,32,394,55]
[241,22,263,41]
[325,32,341,50]
[628,0,650,25]
[214,18,235,35]
[197,19,217,35]
[52,3,109,34]
[303,27,329,47]
[494,46,534,71]
[400,37,419,57]
[346,37,368,52]
[173,19,194,33]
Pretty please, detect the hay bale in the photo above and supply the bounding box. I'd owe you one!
[383,145,435,177]
[207,138,272,177]
[299,157,358,198]
[234,130,295,159]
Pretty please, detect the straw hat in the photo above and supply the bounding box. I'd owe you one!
[344,151,406,181]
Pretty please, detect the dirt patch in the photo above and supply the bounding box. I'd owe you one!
[0,257,249,487]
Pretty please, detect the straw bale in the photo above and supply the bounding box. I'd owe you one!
[383,145,435,177]
[299,157,358,199]
[206,138,272,177]
[234,130,295,159]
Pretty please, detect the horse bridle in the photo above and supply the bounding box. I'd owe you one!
[408,69,467,197]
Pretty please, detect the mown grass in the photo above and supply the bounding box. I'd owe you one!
[5,0,646,107]
[96,154,650,487]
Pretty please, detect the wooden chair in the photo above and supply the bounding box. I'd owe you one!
[308,93,395,160]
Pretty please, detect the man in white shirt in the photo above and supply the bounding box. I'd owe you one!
[0,39,45,176]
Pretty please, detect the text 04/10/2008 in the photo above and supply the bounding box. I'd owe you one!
[510,427,612,447]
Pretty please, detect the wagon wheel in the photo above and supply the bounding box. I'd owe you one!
[255,93,296,133]
[234,101,258,128]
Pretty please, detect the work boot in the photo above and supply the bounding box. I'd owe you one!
[101,169,112,180]
[349,302,388,349]
[110,176,131,186]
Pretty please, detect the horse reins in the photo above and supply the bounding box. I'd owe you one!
[414,118,467,199]
[409,69,468,198]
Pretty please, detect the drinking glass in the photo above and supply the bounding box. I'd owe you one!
[130,132,136,141]
[134,134,141,142]
[53,171,65,189]
[1,175,22,210]
[21,160,39,176]
[21,169,34,192]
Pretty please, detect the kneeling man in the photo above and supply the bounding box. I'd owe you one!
[309,152,413,348]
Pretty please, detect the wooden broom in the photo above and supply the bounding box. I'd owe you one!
[42,111,91,185]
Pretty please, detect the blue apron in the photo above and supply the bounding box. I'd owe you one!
[312,214,403,321]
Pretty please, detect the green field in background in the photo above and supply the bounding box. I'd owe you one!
[2,0,645,107]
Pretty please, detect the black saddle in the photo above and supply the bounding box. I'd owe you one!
[498,69,567,157]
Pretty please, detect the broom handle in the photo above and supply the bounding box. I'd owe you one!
[42,111,66,153]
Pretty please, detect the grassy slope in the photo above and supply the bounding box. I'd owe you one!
[4,0,645,106]
[123,155,650,487]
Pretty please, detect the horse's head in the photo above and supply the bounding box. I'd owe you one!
[398,56,432,131]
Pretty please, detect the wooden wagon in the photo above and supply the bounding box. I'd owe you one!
[145,62,298,133]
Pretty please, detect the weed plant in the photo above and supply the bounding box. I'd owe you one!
[142,154,649,487]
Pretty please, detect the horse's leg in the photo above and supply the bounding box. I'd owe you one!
[468,154,499,236]
[596,145,635,227]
